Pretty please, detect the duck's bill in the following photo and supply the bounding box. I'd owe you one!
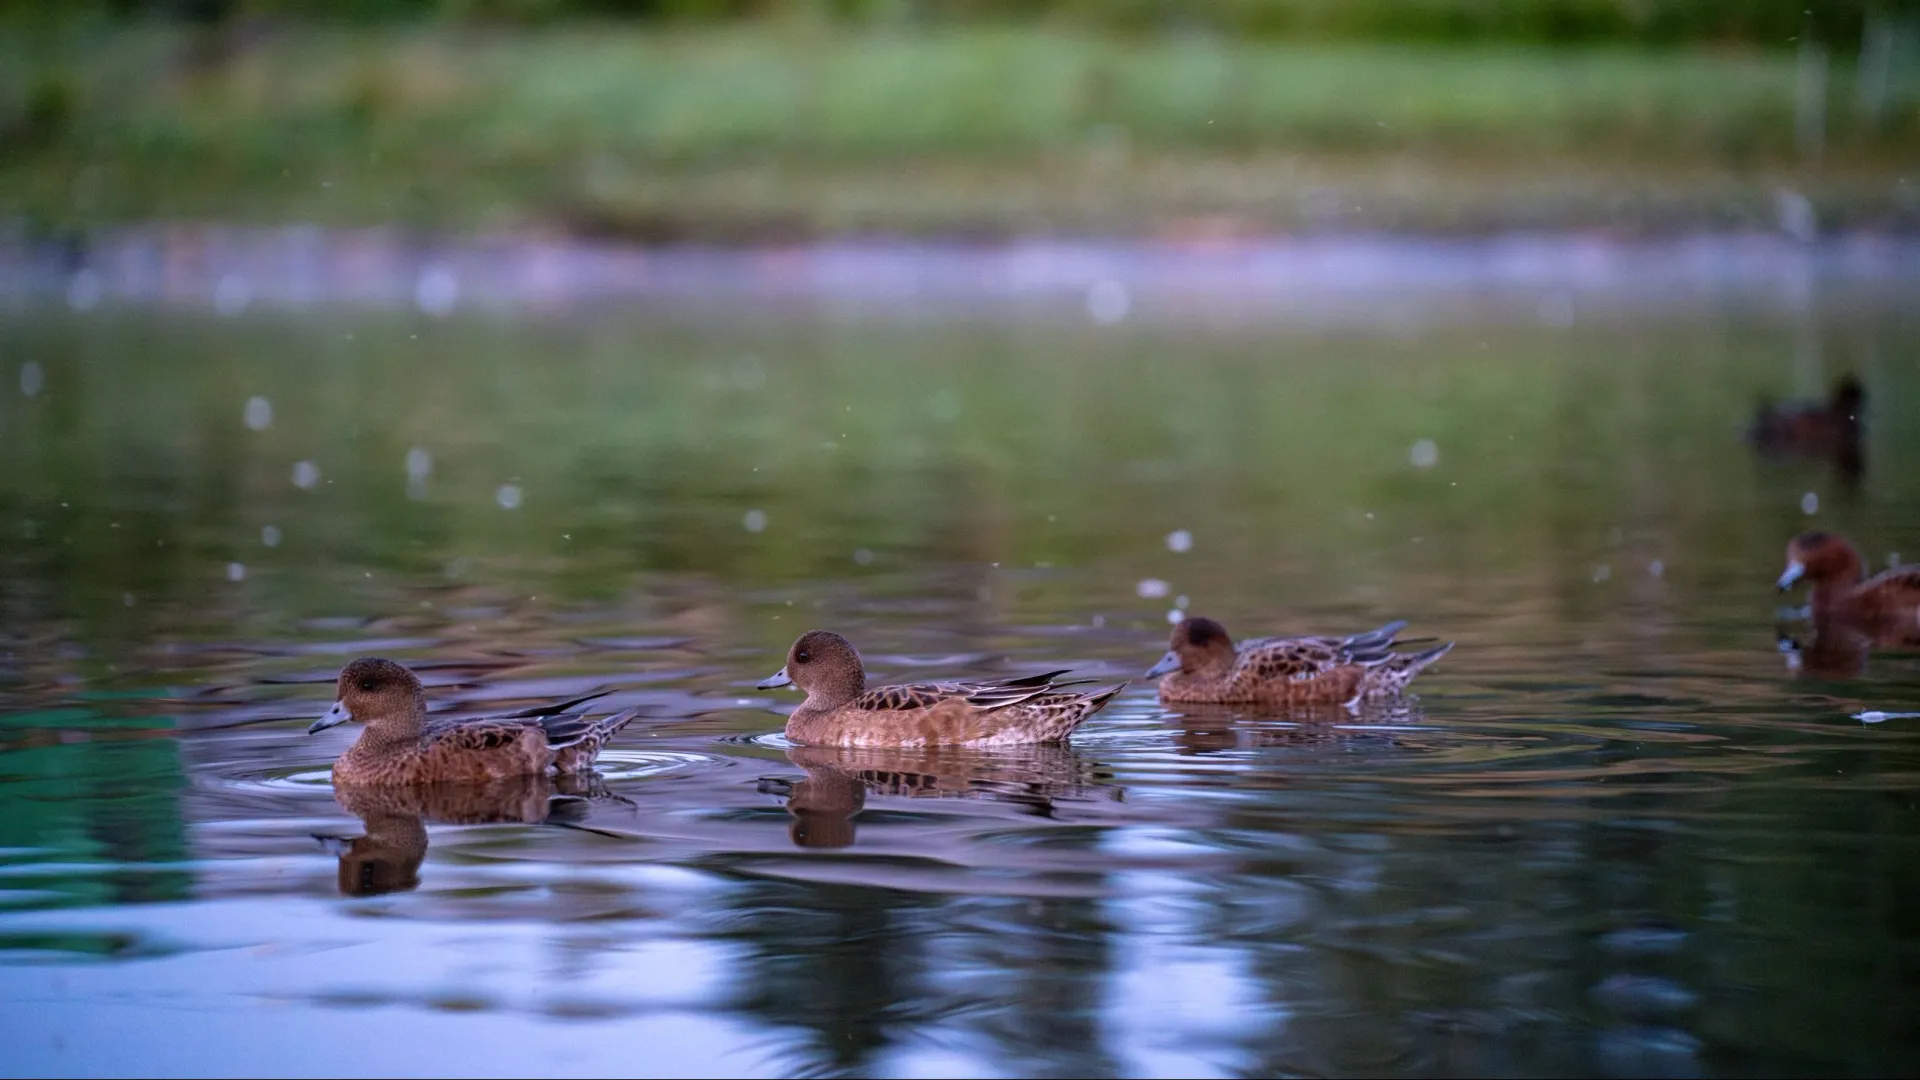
[756,667,793,690]
[1144,651,1182,678]
[308,700,352,734]
[1777,560,1806,591]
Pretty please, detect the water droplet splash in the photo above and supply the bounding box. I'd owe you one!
[1165,529,1193,553]
[243,396,273,431]
[1800,491,1819,515]
[291,461,321,490]
[1136,578,1170,599]
[416,267,459,317]
[495,484,523,510]
[742,509,768,534]
[226,562,247,583]
[1086,279,1130,325]
[261,525,282,548]
[1409,438,1439,469]
[20,361,45,398]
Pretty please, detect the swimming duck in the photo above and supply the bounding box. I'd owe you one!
[309,657,638,785]
[756,630,1126,747]
[1146,616,1452,706]
[1776,531,1920,634]
[1749,374,1865,480]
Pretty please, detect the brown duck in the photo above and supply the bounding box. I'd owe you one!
[1147,616,1451,706]
[756,630,1126,748]
[1777,531,1920,637]
[309,657,638,785]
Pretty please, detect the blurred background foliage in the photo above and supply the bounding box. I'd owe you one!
[2,0,1906,48]
[1,0,1917,236]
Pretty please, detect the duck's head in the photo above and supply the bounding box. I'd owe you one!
[1146,616,1236,678]
[1778,530,1864,591]
[757,630,866,705]
[312,657,424,734]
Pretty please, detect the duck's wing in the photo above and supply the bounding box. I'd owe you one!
[854,670,1077,713]
[497,689,615,720]
[1863,565,1920,610]
[420,714,548,752]
[1232,637,1360,683]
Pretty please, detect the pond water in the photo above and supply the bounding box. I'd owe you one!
[3,240,1920,1078]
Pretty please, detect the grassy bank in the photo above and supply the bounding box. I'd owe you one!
[4,22,1920,238]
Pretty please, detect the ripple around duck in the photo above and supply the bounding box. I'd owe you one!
[191,761,337,801]
[588,748,736,782]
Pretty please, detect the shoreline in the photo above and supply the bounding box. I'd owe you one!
[4,223,1918,324]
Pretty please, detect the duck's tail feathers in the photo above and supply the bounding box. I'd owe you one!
[1355,640,1453,697]
[1057,681,1128,739]
[1345,620,1408,650]
[543,707,641,752]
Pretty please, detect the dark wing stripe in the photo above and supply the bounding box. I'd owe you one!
[500,689,616,720]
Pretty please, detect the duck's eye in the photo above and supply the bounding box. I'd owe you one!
[357,678,379,692]
[796,649,811,664]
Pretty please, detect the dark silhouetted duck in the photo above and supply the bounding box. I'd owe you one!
[757,630,1125,747]
[1777,531,1920,637]
[310,657,637,785]
[1146,616,1451,707]
[1749,375,1865,481]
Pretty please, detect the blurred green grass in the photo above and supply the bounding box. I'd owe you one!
[4,21,1919,237]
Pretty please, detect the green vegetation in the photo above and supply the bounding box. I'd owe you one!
[3,20,1919,237]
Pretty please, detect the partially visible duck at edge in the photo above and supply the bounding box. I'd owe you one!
[1147,616,1453,707]
[756,629,1126,748]
[1777,530,1920,635]
[309,657,638,785]
[1749,374,1865,480]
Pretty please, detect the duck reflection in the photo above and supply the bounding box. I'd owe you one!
[760,743,1120,849]
[316,775,601,896]
[1163,699,1428,755]
[1778,618,1917,681]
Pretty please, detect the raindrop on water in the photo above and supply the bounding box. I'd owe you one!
[1409,438,1439,469]
[495,484,523,510]
[226,562,247,582]
[261,525,282,547]
[1800,491,1819,515]
[243,396,273,431]
[1086,279,1130,325]
[1136,578,1170,599]
[291,460,321,489]
[406,447,433,498]
[214,274,251,317]
[853,548,874,566]
[67,270,102,312]
[742,508,768,534]
[1648,559,1665,578]
[20,362,44,398]
[1166,608,1185,624]
[416,267,459,317]
[1166,529,1193,553]
[1593,564,1612,583]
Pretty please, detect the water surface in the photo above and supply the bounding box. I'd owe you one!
[3,243,1920,1077]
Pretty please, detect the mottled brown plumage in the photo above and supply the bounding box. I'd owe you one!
[757,630,1126,748]
[1777,531,1920,640]
[310,657,638,785]
[1147,616,1451,706]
